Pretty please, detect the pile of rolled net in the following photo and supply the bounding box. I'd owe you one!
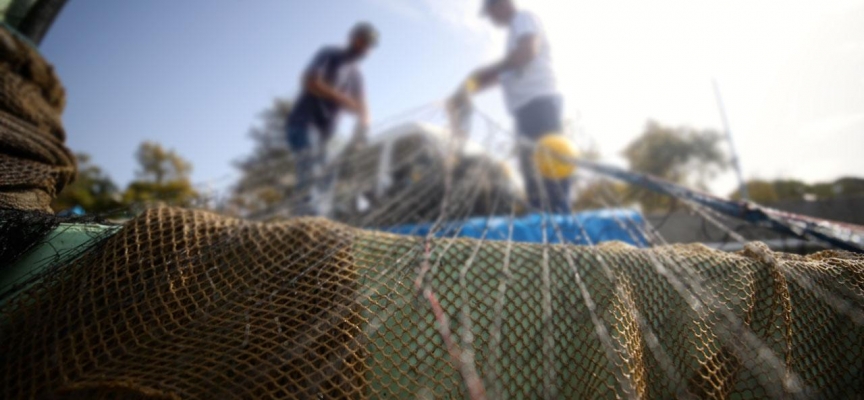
[0,26,73,213]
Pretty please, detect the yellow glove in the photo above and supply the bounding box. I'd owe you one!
[449,76,476,111]
[463,76,479,95]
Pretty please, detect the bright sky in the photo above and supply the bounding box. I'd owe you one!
[41,0,864,196]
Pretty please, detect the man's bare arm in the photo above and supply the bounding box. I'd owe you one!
[471,34,538,92]
[304,74,361,113]
[356,95,369,127]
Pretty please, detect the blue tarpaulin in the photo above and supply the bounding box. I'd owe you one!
[386,209,649,246]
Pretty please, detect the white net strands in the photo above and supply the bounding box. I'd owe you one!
[3,24,864,400]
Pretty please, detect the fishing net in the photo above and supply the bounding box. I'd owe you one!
[0,26,73,212]
[2,25,864,400]
[3,208,864,399]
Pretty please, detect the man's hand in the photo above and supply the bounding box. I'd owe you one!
[307,75,364,114]
[350,122,369,149]
[339,96,363,114]
[447,76,475,113]
[447,76,476,140]
[358,107,370,129]
[349,98,369,150]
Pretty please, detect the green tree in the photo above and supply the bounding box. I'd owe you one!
[622,121,729,211]
[770,179,811,201]
[624,121,728,188]
[810,177,864,199]
[122,141,198,207]
[51,153,121,214]
[572,180,631,211]
[732,179,780,204]
[230,98,295,216]
[732,177,864,204]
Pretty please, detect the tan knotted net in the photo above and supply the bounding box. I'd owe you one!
[0,26,73,212]
[2,207,864,399]
[2,24,864,400]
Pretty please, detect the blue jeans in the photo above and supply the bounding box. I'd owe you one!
[515,96,571,214]
[287,122,330,216]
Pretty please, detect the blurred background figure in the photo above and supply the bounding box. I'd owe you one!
[452,0,568,213]
[286,22,378,216]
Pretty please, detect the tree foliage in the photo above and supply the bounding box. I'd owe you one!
[736,179,780,204]
[132,141,192,185]
[572,180,631,211]
[623,121,729,189]
[229,98,295,216]
[620,121,729,212]
[732,177,864,204]
[51,153,121,214]
[122,141,198,207]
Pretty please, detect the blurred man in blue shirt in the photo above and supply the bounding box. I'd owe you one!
[287,22,378,216]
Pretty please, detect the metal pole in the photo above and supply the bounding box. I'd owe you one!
[712,79,749,200]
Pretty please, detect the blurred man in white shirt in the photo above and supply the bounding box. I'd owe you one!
[453,0,569,213]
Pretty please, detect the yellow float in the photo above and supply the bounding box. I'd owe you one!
[533,134,578,179]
